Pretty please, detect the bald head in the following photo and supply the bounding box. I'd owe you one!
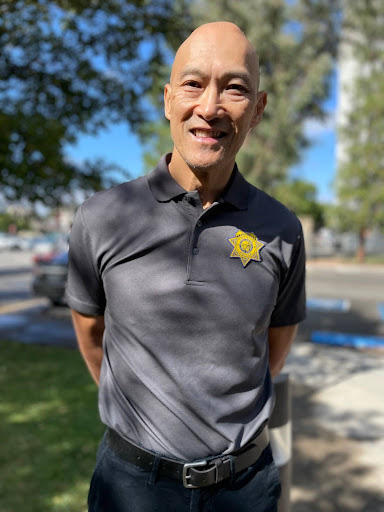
[170,22,260,91]
[164,21,267,182]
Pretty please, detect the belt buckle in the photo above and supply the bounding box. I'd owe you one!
[182,459,208,488]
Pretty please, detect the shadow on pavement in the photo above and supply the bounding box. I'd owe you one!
[0,305,76,347]
[291,382,384,512]
[289,298,384,512]
[0,290,34,302]
[299,299,384,339]
[0,266,32,277]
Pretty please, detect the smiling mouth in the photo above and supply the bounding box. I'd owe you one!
[191,129,226,139]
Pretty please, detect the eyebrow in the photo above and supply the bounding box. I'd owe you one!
[178,67,255,89]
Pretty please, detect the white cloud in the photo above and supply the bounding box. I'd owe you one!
[303,112,336,138]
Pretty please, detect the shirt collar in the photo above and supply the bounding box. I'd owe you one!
[147,154,187,201]
[148,153,249,210]
[220,163,249,210]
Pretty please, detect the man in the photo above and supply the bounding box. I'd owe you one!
[67,21,306,512]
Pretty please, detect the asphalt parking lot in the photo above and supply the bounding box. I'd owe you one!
[1,251,384,511]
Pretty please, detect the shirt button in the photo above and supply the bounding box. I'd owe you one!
[192,247,199,255]
[197,220,202,227]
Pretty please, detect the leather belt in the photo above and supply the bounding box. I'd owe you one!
[106,426,270,489]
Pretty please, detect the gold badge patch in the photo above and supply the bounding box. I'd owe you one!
[227,230,265,267]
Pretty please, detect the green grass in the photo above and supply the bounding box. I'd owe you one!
[0,340,104,512]
[339,255,384,265]
[360,255,384,265]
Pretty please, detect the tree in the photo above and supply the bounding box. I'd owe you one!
[0,210,31,231]
[274,179,324,229]
[0,0,190,205]
[335,0,384,262]
[141,0,340,194]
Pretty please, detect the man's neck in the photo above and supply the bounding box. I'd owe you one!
[168,151,234,209]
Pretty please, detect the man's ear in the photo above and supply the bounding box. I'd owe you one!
[250,91,267,128]
[164,84,172,120]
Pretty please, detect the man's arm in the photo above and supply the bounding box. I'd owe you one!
[268,324,298,379]
[71,309,105,386]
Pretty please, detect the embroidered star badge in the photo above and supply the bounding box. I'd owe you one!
[227,230,265,267]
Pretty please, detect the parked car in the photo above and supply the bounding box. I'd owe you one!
[0,232,27,251]
[7,235,30,251]
[30,233,69,257]
[32,251,68,306]
[0,232,12,251]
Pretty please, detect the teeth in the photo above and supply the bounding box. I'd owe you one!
[193,130,223,138]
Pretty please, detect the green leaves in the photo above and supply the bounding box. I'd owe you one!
[335,2,384,239]
[0,0,190,205]
[235,0,338,192]
[274,179,325,229]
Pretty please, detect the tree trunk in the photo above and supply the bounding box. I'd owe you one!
[357,229,367,263]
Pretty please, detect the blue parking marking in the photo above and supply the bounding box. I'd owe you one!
[311,331,384,349]
[307,298,351,312]
[377,303,384,321]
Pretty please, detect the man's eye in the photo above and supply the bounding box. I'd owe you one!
[184,81,200,88]
[227,84,248,93]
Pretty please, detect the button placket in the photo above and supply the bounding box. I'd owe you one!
[192,216,205,256]
[185,199,221,284]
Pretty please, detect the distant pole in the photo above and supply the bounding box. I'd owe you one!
[269,373,292,512]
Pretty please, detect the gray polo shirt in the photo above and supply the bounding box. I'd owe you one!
[66,153,306,461]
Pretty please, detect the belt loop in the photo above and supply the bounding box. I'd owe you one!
[227,455,236,486]
[147,455,162,486]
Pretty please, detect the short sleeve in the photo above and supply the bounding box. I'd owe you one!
[269,227,306,327]
[65,204,106,315]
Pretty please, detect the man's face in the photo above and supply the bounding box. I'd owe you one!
[164,28,266,174]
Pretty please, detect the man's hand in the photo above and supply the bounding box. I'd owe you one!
[268,324,298,379]
[71,310,105,385]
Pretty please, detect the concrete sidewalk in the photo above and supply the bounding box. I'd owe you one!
[285,343,384,512]
[306,259,384,274]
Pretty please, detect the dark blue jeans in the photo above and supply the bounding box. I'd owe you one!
[88,433,281,512]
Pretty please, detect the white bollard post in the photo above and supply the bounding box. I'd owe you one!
[269,373,292,512]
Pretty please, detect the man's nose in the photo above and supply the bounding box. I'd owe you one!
[194,87,222,120]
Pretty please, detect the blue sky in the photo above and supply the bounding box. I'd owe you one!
[290,69,338,203]
[66,71,338,205]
